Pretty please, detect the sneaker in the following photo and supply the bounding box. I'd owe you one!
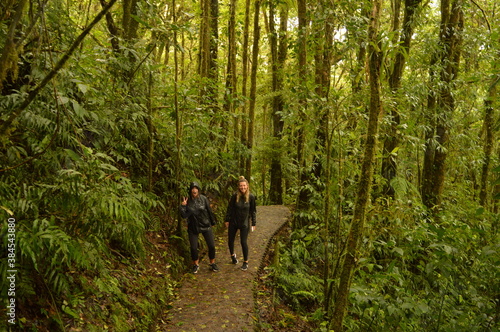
[192,265,199,274]
[210,263,220,272]
[231,255,238,264]
[241,262,248,271]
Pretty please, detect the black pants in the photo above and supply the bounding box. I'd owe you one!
[228,224,250,262]
[188,228,216,261]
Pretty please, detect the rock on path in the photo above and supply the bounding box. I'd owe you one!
[160,205,290,331]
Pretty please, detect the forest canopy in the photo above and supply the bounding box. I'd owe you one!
[0,0,499,330]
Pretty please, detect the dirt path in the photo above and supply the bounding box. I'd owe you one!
[158,205,290,332]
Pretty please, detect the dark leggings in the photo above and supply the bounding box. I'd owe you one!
[228,224,250,262]
[188,228,216,261]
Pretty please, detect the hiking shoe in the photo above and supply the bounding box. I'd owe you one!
[192,265,199,274]
[231,255,238,264]
[241,262,248,271]
[210,263,220,272]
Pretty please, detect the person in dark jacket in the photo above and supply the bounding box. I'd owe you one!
[180,182,219,273]
[225,176,256,271]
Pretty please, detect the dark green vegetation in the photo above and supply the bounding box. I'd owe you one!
[1,0,499,331]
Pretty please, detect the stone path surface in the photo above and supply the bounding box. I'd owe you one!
[160,205,290,331]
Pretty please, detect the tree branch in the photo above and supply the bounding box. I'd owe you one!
[0,0,118,138]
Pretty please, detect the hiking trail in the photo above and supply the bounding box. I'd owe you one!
[158,205,290,331]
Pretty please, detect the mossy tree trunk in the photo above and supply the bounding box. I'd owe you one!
[268,0,288,205]
[421,0,463,213]
[331,0,382,329]
[245,0,261,181]
[381,0,422,197]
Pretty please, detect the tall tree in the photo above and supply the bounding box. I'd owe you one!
[311,0,334,182]
[198,0,218,103]
[294,0,310,216]
[268,0,289,205]
[224,0,238,141]
[245,0,261,180]
[239,0,252,176]
[479,76,498,207]
[421,0,464,212]
[380,0,422,197]
[331,0,383,328]
[346,1,370,131]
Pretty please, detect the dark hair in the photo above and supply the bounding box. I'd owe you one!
[188,181,201,193]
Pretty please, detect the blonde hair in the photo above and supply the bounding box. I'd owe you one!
[236,176,250,203]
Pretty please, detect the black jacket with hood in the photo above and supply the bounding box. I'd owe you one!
[179,182,217,234]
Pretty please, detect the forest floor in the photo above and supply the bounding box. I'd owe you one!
[155,205,292,332]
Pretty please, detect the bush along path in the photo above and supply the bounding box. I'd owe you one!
[157,205,291,332]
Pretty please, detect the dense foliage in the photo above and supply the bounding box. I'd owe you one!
[0,0,498,330]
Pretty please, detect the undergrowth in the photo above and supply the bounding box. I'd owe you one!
[263,199,499,331]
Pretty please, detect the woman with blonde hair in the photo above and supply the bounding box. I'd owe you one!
[225,176,257,271]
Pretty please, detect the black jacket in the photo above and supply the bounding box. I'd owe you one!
[225,193,256,228]
[180,195,216,234]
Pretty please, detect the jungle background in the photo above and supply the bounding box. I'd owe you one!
[0,0,499,330]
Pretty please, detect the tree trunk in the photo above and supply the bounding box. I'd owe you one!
[347,3,369,131]
[239,0,251,175]
[0,0,28,91]
[421,0,463,212]
[224,0,238,143]
[294,0,309,218]
[146,71,154,192]
[331,0,382,329]
[173,0,183,236]
[123,0,139,41]
[245,0,261,180]
[198,0,211,84]
[268,0,288,205]
[122,0,139,82]
[479,77,498,207]
[309,0,334,184]
[381,0,421,197]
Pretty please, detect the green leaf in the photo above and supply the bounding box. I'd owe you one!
[77,83,88,94]
[392,247,404,256]
[65,149,82,162]
[62,304,80,319]
[1,206,14,216]
[100,163,119,171]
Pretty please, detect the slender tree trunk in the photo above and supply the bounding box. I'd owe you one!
[198,0,211,84]
[311,0,333,182]
[146,71,154,192]
[0,0,28,91]
[295,0,310,218]
[421,0,463,212]
[268,0,288,205]
[331,0,382,329]
[173,0,183,235]
[245,0,261,180]
[347,3,370,131]
[240,0,251,175]
[100,0,120,52]
[479,76,498,207]
[224,0,238,142]
[122,0,139,82]
[209,0,219,112]
[381,0,421,197]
